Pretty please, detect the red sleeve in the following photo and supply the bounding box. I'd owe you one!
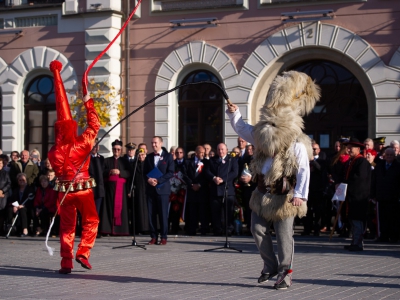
[33,189,41,208]
[82,99,100,142]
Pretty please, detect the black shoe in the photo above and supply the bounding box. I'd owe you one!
[258,272,278,284]
[343,244,353,250]
[274,281,289,290]
[348,245,363,252]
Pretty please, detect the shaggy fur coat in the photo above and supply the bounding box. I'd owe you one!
[249,71,320,222]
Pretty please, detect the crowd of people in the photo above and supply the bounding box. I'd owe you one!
[0,135,398,247]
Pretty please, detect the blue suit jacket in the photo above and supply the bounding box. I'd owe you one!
[143,150,175,195]
[205,156,238,197]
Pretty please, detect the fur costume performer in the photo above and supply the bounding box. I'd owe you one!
[47,60,100,274]
[227,71,320,289]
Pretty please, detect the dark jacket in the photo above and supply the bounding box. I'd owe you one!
[89,154,105,199]
[205,155,239,197]
[344,156,371,221]
[185,158,206,187]
[371,159,400,203]
[0,169,11,210]
[143,150,175,195]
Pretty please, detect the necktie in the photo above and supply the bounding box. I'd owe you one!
[154,153,160,156]
[386,164,390,170]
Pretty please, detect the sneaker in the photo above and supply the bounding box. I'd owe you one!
[258,272,278,284]
[274,281,290,290]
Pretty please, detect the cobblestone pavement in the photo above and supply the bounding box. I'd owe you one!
[1,232,400,300]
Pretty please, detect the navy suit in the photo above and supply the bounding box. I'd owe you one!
[205,155,239,234]
[144,150,174,239]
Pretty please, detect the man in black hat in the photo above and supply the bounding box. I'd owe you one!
[342,138,371,251]
[124,142,137,166]
[373,137,386,164]
[99,139,131,236]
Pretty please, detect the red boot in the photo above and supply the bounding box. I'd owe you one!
[76,255,92,270]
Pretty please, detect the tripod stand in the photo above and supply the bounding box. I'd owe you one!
[204,155,242,252]
[113,154,146,250]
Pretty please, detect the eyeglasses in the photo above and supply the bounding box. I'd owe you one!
[312,148,319,150]
[112,148,121,151]
[176,152,183,154]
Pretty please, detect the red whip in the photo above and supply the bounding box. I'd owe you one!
[82,0,142,96]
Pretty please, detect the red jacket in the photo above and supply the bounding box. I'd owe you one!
[34,186,58,214]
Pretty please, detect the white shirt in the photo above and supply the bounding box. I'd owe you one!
[227,109,310,200]
[154,150,162,166]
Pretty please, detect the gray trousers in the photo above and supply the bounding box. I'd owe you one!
[251,211,294,285]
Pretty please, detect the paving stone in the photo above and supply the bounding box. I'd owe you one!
[1,234,400,299]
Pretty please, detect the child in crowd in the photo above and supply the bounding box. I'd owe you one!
[33,175,58,236]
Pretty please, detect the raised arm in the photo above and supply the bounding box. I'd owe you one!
[225,104,255,144]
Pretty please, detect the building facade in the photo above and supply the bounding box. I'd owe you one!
[0,0,399,157]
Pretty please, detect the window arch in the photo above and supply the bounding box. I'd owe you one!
[178,70,223,152]
[291,60,368,151]
[24,75,56,159]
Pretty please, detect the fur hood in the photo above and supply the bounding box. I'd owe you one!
[263,70,320,117]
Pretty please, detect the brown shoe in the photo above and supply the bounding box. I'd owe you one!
[160,238,167,245]
[58,268,71,274]
[75,256,92,270]
[148,238,157,245]
[320,227,328,233]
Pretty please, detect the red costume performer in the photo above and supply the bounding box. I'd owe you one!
[47,60,100,274]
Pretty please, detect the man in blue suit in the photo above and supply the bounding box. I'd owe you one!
[205,143,239,236]
[144,136,174,245]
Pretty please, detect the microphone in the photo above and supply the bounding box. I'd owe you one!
[28,193,35,200]
[230,152,236,158]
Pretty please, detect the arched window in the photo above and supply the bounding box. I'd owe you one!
[178,70,223,152]
[291,60,368,151]
[24,75,56,159]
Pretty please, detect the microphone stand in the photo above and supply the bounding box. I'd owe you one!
[204,155,242,252]
[113,155,146,250]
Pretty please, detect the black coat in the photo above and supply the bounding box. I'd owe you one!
[205,156,239,197]
[344,156,371,221]
[0,170,11,210]
[89,154,105,199]
[371,160,400,203]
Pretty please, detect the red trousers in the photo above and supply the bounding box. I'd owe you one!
[58,189,99,269]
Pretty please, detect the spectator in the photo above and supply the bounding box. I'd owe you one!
[371,148,400,243]
[237,137,247,157]
[312,141,327,160]
[209,150,216,158]
[389,140,400,162]
[365,149,377,169]
[30,149,41,168]
[40,158,52,176]
[303,143,326,236]
[33,175,57,236]
[10,151,20,163]
[239,144,256,233]
[144,136,174,245]
[138,142,148,154]
[184,145,208,235]
[373,137,386,164]
[205,143,238,236]
[0,154,10,172]
[132,148,149,234]
[322,138,350,235]
[342,138,371,251]
[0,158,11,236]
[364,138,374,152]
[6,173,35,236]
[46,169,57,188]
[231,147,240,157]
[169,147,187,235]
[203,144,212,160]
[187,150,195,159]
[170,146,177,161]
[89,139,105,217]
[9,150,39,190]
[100,139,131,236]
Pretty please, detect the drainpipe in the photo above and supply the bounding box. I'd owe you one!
[125,0,131,143]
